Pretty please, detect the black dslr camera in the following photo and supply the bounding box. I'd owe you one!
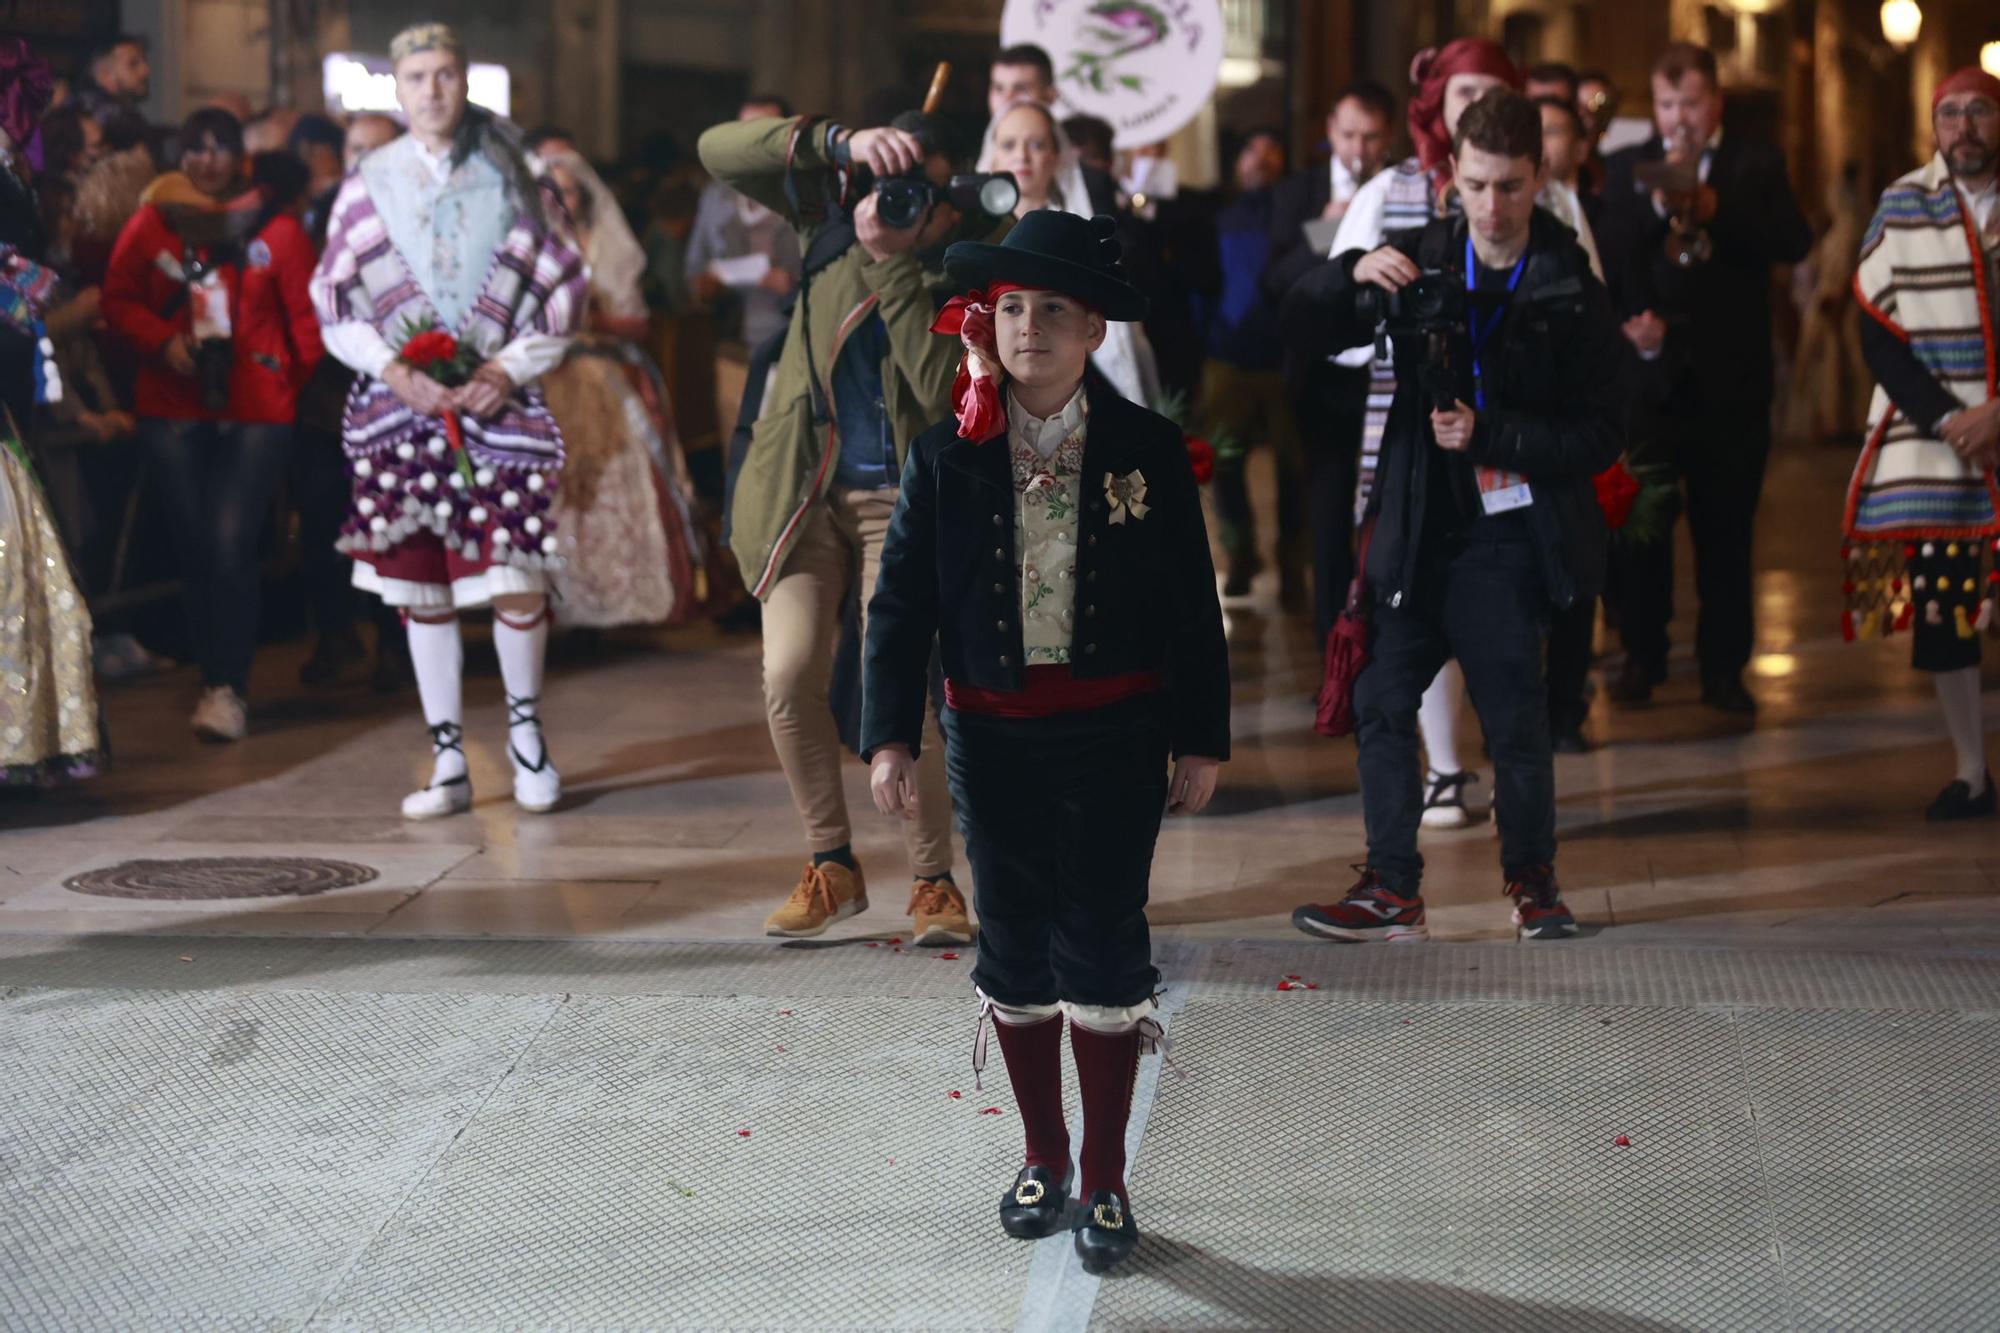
[832,112,1018,230]
[1355,269,1468,411]
[855,167,1020,229]
[181,247,237,413]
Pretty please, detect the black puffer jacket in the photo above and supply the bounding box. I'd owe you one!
[1283,208,1626,611]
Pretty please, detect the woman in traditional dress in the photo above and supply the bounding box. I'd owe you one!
[0,38,101,786]
[540,148,707,629]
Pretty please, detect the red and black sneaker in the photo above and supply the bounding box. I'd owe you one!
[1505,866,1578,940]
[1291,868,1429,942]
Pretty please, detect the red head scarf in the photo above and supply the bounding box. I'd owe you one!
[930,282,1102,440]
[1933,66,2000,116]
[1406,38,1522,174]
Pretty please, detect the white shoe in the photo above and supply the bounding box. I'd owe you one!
[402,774,472,820]
[1419,769,1480,829]
[191,686,248,742]
[402,721,472,820]
[506,694,560,813]
[511,745,561,813]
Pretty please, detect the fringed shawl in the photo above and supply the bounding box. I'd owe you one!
[1842,153,1999,642]
[1846,153,1998,542]
[310,145,586,477]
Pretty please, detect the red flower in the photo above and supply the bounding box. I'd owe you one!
[1592,459,1641,530]
[1186,435,1216,486]
[400,329,460,370]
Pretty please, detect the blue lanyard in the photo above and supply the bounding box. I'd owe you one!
[1465,236,1527,410]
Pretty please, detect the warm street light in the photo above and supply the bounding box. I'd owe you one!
[1982,41,2000,78]
[1879,0,1922,50]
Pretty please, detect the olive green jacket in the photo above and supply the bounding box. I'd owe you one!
[697,115,996,599]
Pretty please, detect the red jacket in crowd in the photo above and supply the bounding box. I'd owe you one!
[102,202,323,424]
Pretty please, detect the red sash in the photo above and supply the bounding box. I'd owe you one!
[945,665,1162,719]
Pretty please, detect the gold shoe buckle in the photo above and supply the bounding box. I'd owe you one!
[1092,1200,1125,1231]
[1014,1179,1047,1207]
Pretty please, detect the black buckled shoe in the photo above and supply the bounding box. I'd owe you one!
[1074,1189,1139,1274]
[1926,772,1997,822]
[998,1165,1071,1240]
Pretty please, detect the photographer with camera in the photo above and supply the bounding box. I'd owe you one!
[103,105,324,742]
[1284,90,1625,942]
[698,107,1013,944]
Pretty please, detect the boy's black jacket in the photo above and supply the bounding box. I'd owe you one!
[861,371,1231,763]
[1281,208,1627,611]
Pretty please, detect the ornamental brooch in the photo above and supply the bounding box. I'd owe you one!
[1104,470,1149,524]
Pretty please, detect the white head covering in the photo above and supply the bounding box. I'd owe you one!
[982,99,1160,407]
[544,148,646,322]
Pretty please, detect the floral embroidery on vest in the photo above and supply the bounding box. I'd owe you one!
[1014,431,1086,666]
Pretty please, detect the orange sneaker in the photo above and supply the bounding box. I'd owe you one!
[908,876,974,946]
[763,860,868,937]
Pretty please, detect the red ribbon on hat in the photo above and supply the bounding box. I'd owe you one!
[931,283,1033,440]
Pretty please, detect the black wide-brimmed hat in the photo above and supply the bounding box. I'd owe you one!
[943,210,1149,323]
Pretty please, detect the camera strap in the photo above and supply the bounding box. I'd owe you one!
[783,116,857,432]
[1463,235,1526,411]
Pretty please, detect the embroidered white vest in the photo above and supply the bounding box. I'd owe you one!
[1013,430,1085,665]
[362,136,514,333]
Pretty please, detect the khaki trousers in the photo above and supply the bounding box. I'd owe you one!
[762,487,955,878]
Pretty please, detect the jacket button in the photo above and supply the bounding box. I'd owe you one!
[992,582,1005,595]
[994,547,1005,560]
[999,655,1011,667]
[1085,605,1097,617]
[1087,535,1098,547]
[1088,570,1099,582]
[1084,643,1097,655]
[996,619,1008,631]
[991,514,1002,527]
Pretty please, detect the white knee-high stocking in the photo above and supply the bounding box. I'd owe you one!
[493,603,559,811]
[1419,660,1468,776]
[402,614,469,817]
[1934,666,1989,793]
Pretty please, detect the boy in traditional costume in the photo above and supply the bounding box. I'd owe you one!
[861,210,1229,1273]
[1847,66,2000,820]
[310,24,585,818]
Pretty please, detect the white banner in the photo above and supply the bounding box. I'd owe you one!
[1000,0,1224,149]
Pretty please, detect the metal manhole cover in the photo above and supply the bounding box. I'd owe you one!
[65,857,380,900]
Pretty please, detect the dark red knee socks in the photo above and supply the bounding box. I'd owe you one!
[993,1014,1071,1172]
[1069,1022,1141,1200]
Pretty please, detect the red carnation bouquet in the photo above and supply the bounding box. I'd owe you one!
[1592,458,1640,531]
[1184,435,1216,486]
[395,316,482,485]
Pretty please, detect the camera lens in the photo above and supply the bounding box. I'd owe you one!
[1405,276,1448,321]
[875,177,928,230]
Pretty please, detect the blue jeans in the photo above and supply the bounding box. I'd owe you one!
[1354,531,1555,890]
[138,418,293,695]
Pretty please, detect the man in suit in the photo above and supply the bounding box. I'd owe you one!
[1595,42,1811,713]
[1264,81,1397,642]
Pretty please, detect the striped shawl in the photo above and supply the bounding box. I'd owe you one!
[1846,153,1997,542]
[310,154,586,478]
